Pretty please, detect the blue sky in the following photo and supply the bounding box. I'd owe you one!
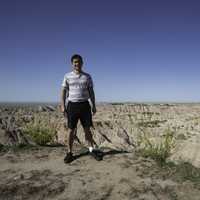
[1,0,200,102]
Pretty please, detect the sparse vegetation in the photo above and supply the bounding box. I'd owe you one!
[137,120,167,128]
[162,161,200,187]
[138,128,175,166]
[0,143,36,153]
[22,114,57,146]
[174,162,200,184]
[141,112,160,115]
[110,102,125,105]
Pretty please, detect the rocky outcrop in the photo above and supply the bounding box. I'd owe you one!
[1,103,200,169]
[0,116,36,146]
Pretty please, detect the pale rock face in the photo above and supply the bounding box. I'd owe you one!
[1,103,200,168]
[0,116,36,146]
[54,103,200,168]
[168,134,200,168]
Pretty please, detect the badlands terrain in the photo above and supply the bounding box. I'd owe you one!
[0,102,200,200]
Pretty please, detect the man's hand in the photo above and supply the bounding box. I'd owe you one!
[60,105,66,113]
[92,106,97,115]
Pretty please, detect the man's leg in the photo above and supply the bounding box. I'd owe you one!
[64,101,79,163]
[80,101,102,160]
[68,128,77,153]
[84,127,103,161]
[83,127,97,148]
[64,127,76,163]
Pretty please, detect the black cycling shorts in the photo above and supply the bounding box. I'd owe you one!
[65,101,93,129]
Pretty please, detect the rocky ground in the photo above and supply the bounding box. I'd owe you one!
[0,102,200,200]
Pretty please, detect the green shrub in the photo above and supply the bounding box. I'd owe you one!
[138,128,175,166]
[23,115,57,145]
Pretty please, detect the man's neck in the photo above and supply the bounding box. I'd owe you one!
[73,69,82,74]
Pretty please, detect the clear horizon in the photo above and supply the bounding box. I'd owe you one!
[1,0,200,102]
[1,100,200,104]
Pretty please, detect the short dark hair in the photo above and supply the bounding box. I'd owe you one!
[71,54,83,64]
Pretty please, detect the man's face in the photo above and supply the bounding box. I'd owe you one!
[72,58,82,72]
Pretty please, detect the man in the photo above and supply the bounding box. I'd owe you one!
[61,54,102,163]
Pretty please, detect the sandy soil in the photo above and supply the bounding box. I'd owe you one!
[0,145,200,200]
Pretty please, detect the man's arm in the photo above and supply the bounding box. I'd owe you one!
[61,75,69,113]
[60,87,67,113]
[88,86,96,114]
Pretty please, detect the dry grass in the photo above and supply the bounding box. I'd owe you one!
[137,128,175,166]
[22,114,59,145]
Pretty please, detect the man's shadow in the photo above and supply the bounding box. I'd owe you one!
[72,147,129,161]
[67,127,131,162]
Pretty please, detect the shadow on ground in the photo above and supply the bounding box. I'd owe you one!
[66,147,130,163]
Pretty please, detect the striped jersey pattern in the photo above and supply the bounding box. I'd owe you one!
[62,71,93,102]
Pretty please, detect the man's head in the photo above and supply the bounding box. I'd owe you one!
[71,54,83,73]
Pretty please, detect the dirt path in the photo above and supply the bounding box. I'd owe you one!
[0,146,200,200]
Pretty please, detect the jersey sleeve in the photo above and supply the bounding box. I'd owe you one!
[61,75,69,89]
